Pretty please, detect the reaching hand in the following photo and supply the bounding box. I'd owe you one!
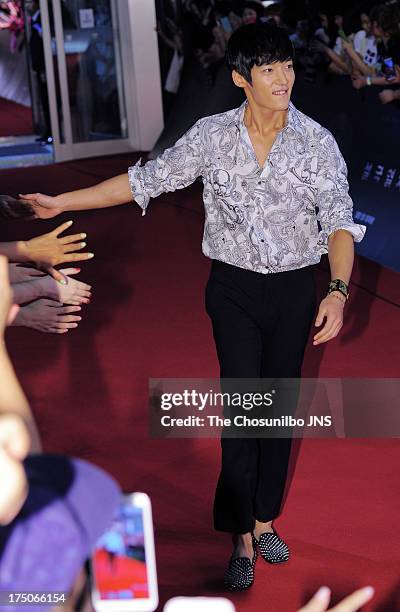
[23,221,94,283]
[18,192,63,219]
[36,268,92,305]
[379,89,396,104]
[313,294,344,345]
[0,256,20,333]
[8,263,46,284]
[298,585,374,611]
[387,64,400,86]
[342,39,353,53]
[351,75,366,89]
[14,299,82,334]
[0,414,30,525]
[0,256,13,330]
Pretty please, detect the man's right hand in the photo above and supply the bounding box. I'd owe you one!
[19,192,63,219]
[21,172,133,216]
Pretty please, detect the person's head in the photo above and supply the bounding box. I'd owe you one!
[229,9,243,31]
[185,0,207,19]
[226,22,295,110]
[265,3,282,27]
[369,6,382,38]
[360,12,371,34]
[369,4,398,39]
[242,1,263,25]
[318,12,329,30]
[296,19,309,38]
[334,14,343,29]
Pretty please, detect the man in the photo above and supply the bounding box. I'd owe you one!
[21,23,366,591]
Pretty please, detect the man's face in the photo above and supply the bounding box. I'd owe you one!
[243,60,295,110]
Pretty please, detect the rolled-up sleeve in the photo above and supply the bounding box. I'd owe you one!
[128,118,205,216]
[315,130,366,251]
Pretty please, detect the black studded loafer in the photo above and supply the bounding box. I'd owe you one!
[252,528,290,564]
[223,543,258,591]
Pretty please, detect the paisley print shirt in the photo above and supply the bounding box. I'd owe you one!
[128,100,366,274]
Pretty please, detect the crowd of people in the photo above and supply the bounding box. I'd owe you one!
[156,0,400,108]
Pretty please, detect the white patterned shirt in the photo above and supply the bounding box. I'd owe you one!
[128,100,366,274]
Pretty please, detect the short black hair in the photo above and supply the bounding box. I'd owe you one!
[226,22,294,84]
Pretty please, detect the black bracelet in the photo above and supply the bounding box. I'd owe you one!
[327,279,349,301]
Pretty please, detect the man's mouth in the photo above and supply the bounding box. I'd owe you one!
[272,89,288,96]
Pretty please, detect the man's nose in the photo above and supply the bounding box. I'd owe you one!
[275,68,289,85]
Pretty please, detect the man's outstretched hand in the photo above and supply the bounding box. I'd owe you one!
[19,192,63,219]
[22,221,94,283]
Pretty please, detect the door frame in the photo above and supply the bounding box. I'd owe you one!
[39,0,164,162]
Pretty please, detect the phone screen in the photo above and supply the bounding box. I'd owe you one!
[92,502,149,600]
[382,57,396,80]
[220,17,232,33]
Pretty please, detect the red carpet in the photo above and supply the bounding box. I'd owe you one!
[1,156,399,611]
[0,97,33,137]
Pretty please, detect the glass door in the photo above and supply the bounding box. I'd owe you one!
[39,0,163,162]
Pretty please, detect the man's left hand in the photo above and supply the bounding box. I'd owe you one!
[313,294,345,345]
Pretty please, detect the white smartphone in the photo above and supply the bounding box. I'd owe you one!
[91,492,158,612]
[163,598,235,612]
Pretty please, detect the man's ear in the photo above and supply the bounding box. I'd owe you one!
[232,70,250,89]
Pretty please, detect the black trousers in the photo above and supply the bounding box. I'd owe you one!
[205,259,317,534]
